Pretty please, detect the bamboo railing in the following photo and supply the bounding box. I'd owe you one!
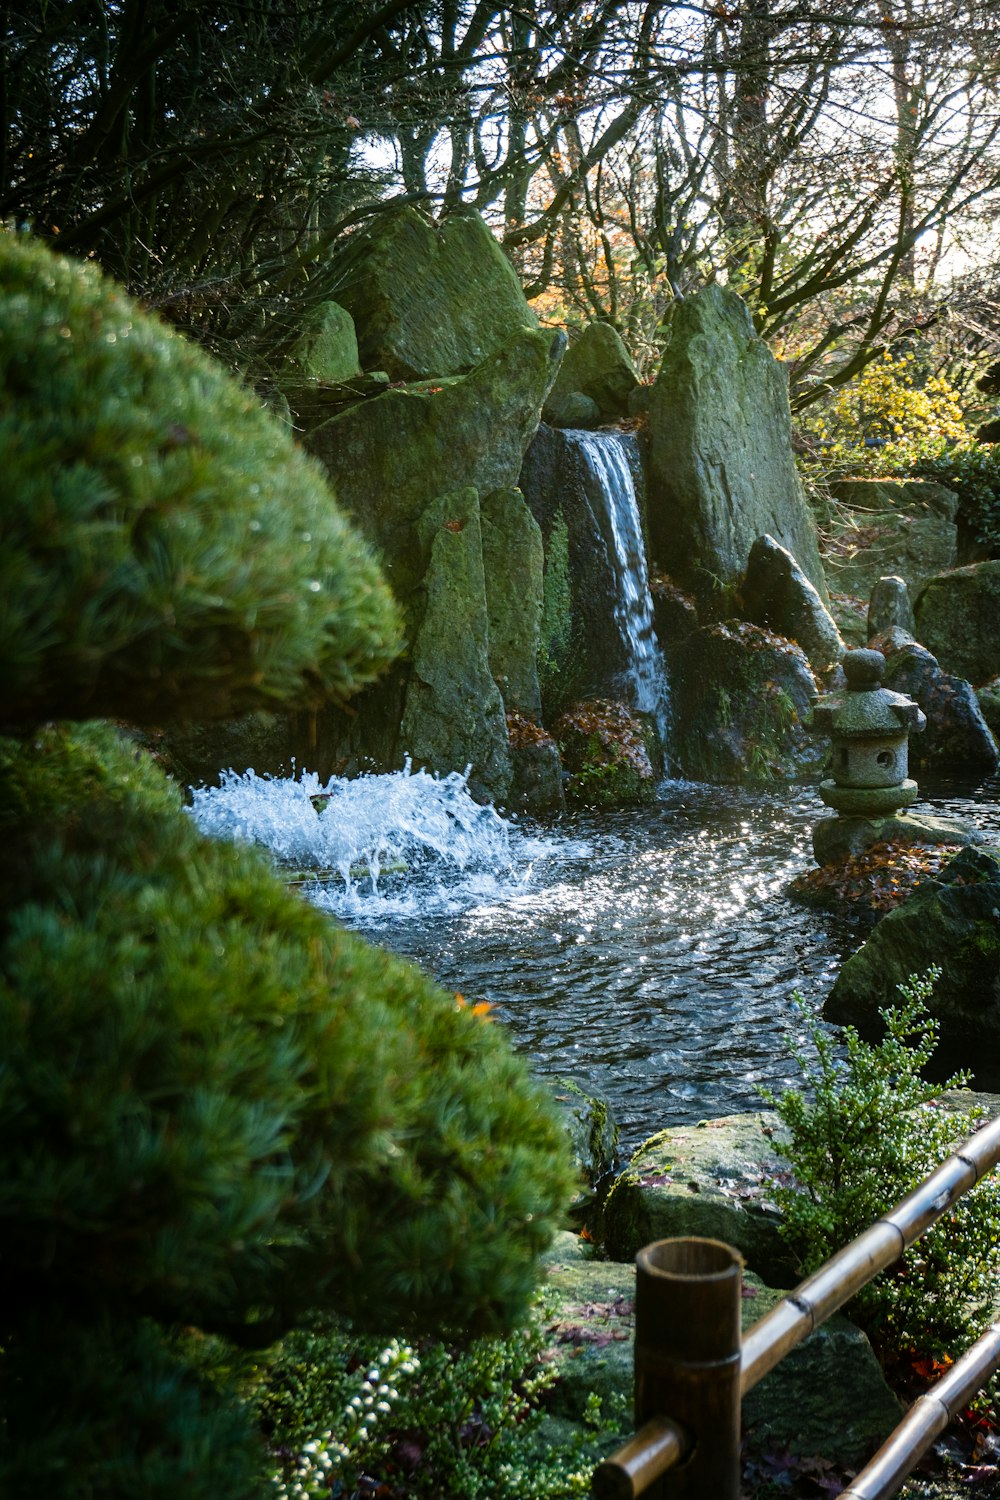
[592,1112,1000,1500]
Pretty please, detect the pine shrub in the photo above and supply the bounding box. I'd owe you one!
[0,239,576,1496]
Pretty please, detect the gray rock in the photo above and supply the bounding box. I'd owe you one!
[742,534,844,671]
[914,559,1000,686]
[869,630,999,770]
[868,575,916,640]
[400,489,512,802]
[544,321,640,422]
[331,206,538,379]
[481,487,545,719]
[672,621,825,784]
[508,737,565,815]
[539,1233,901,1467]
[286,300,361,383]
[825,480,958,602]
[600,1113,795,1284]
[542,389,602,429]
[825,845,1000,1058]
[812,810,980,866]
[648,286,827,604]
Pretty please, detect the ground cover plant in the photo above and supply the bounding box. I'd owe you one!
[0,234,575,1497]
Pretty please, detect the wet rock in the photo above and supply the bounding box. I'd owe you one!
[914,559,1000,686]
[824,845,1000,1055]
[553,699,657,807]
[869,630,999,770]
[508,735,565,815]
[650,572,699,657]
[600,1113,795,1284]
[824,480,958,601]
[648,286,827,605]
[551,1079,620,1199]
[672,621,825,784]
[867,575,916,640]
[742,534,844,671]
[544,321,640,423]
[330,206,538,380]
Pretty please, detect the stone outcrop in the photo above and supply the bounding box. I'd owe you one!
[671,621,825,783]
[647,286,827,604]
[540,1232,901,1468]
[601,1113,793,1283]
[824,480,958,602]
[331,206,538,380]
[742,534,844,671]
[914,559,1000,686]
[824,845,1000,1061]
[543,321,640,426]
[869,628,999,770]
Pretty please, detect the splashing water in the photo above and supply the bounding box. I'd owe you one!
[189,763,559,919]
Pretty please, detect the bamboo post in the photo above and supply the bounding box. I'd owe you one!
[594,1237,743,1500]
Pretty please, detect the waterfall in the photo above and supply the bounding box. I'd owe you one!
[571,431,671,745]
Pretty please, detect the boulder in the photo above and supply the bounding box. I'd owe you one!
[825,845,1000,1063]
[812,811,980,867]
[867,575,916,640]
[542,389,601,429]
[551,1079,620,1198]
[978,676,1000,737]
[481,489,545,718]
[539,1234,901,1467]
[553,699,657,807]
[600,1113,794,1284]
[647,286,827,604]
[671,621,825,784]
[543,321,640,423]
[307,326,564,603]
[400,489,512,802]
[914,560,1000,686]
[286,300,361,383]
[742,534,844,671]
[824,480,958,601]
[331,206,538,380]
[869,629,999,770]
[509,736,565,815]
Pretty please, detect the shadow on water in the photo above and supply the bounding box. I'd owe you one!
[192,768,1000,1154]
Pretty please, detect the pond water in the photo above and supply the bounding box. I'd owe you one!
[192,768,1000,1154]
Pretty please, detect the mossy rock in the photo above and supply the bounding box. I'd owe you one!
[914,560,1000,686]
[824,480,959,602]
[544,322,639,422]
[481,487,545,718]
[539,1233,901,1467]
[600,1114,795,1285]
[331,206,538,380]
[672,621,825,784]
[978,676,1000,736]
[554,699,657,807]
[286,300,361,383]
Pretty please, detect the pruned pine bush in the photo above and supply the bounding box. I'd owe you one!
[763,973,1000,1365]
[0,232,402,727]
[0,239,575,1498]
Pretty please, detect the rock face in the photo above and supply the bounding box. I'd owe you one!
[914,560,1000,686]
[647,286,827,604]
[287,300,361,383]
[672,621,825,783]
[543,321,640,426]
[824,480,958,602]
[870,629,999,770]
[331,206,538,380]
[825,846,1000,1059]
[298,327,564,800]
[540,1233,901,1469]
[742,534,844,671]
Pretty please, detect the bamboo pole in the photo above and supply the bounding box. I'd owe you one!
[841,1320,1000,1500]
[593,1238,743,1500]
[741,1113,1000,1396]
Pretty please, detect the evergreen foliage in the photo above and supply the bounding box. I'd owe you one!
[0,242,575,1495]
[0,234,402,726]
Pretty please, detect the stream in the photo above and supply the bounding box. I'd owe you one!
[192,766,1000,1154]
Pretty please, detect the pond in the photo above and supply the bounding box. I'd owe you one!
[191,767,1000,1154]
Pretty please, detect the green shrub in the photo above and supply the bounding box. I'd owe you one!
[911,442,1000,554]
[0,233,402,727]
[762,972,1000,1364]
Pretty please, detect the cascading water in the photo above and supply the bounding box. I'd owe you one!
[570,430,671,745]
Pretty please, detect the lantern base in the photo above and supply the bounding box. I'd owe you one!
[812,809,982,866]
[818,778,918,816]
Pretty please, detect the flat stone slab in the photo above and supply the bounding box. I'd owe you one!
[541,1232,902,1467]
[600,1112,795,1284]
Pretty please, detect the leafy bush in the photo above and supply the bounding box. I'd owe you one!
[258,1304,625,1499]
[762,972,1000,1364]
[911,442,1000,554]
[0,232,402,726]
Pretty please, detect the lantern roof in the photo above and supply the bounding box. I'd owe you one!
[812,649,926,740]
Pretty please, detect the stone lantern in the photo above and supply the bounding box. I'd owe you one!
[813,648,926,818]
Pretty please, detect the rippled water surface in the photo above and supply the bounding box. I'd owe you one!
[193,769,1000,1152]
